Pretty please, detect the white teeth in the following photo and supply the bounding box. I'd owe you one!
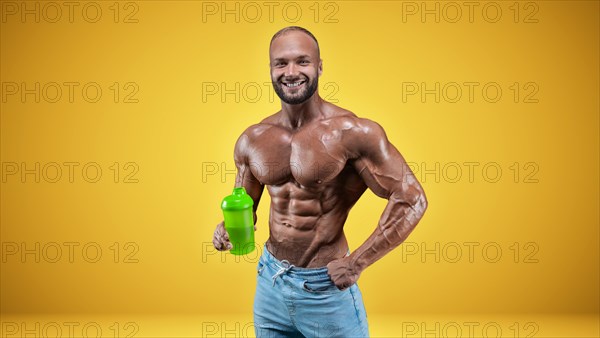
[284,81,304,87]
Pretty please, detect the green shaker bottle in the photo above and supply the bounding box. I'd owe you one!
[221,187,255,255]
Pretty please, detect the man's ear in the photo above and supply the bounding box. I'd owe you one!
[318,59,323,77]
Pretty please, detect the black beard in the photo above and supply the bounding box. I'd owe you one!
[272,76,318,105]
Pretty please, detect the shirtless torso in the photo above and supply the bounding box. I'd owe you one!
[238,103,370,267]
[212,28,427,290]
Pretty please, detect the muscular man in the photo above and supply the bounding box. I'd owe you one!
[212,26,428,337]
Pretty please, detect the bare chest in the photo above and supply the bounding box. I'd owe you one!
[247,126,348,187]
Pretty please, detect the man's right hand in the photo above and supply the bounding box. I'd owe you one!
[212,221,232,251]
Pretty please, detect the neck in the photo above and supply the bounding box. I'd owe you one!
[280,93,324,129]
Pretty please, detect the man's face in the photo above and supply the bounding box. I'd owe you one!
[270,31,322,105]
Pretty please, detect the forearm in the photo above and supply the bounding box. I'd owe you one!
[349,192,427,272]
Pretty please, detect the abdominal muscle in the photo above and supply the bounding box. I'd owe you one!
[264,181,351,268]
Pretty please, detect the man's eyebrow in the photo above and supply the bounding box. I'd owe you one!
[272,54,312,62]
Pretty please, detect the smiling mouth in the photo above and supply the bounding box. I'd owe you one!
[282,80,306,88]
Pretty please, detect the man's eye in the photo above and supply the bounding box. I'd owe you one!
[299,60,309,65]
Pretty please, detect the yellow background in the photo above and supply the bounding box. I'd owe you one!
[1,0,598,336]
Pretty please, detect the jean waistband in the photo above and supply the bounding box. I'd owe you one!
[261,245,329,276]
[260,244,351,278]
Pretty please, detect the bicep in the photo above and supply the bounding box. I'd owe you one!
[234,132,265,209]
[352,121,424,204]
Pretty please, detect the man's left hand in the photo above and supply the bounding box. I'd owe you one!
[326,256,362,290]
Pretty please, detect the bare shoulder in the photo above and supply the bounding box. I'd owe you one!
[238,112,284,140]
[234,112,289,161]
[349,117,387,138]
[321,103,387,139]
[318,105,389,161]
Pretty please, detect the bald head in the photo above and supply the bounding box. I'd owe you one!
[270,26,320,58]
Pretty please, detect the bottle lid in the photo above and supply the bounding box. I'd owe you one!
[221,187,254,210]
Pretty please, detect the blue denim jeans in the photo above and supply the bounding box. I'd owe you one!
[254,246,369,338]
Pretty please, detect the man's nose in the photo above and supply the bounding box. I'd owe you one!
[284,63,299,77]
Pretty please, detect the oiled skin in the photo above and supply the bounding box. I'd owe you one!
[212,30,428,290]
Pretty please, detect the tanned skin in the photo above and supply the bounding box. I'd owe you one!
[213,30,428,290]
